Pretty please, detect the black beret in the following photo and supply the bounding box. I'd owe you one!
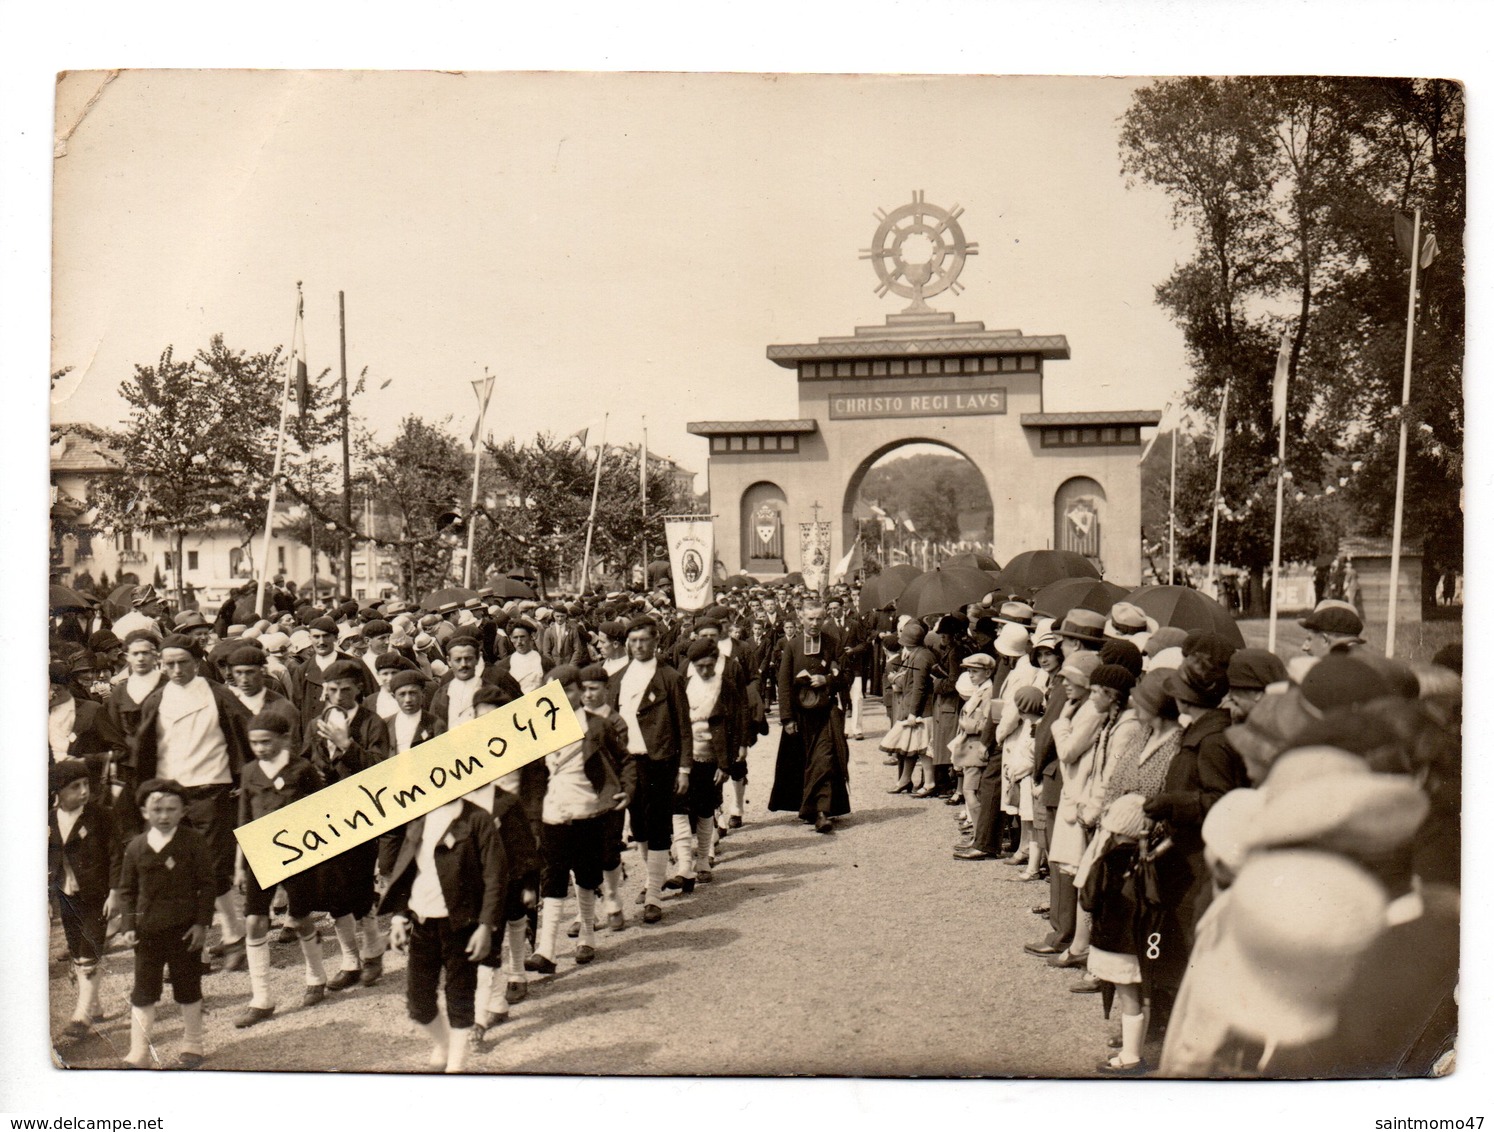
[160,634,204,660]
[121,628,162,649]
[626,616,658,635]
[599,620,628,641]
[578,664,609,684]
[324,660,366,684]
[545,664,582,688]
[686,638,719,662]
[309,616,338,634]
[373,651,411,671]
[362,619,393,638]
[226,646,267,668]
[247,711,291,735]
[88,631,122,651]
[388,670,426,692]
[693,618,722,635]
[50,758,89,794]
[473,683,516,708]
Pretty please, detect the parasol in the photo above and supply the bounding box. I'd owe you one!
[1124,584,1245,648]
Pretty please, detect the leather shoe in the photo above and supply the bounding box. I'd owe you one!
[233,1005,276,1029]
[504,979,528,1004]
[952,848,991,861]
[887,782,912,794]
[302,983,328,1008]
[174,1052,206,1069]
[1023,941,1063,956]
[643,904,663,924]
[912,786,937,798]
[1031,905,1050,916]
[663,875,696,894]
[1095,1057,1147,1076]
[814,814,833,833]
[1071,975,1104,994]
[1046,951,1090,970]
[607,911,626,932]
[360,955,383,987]
[524,953,557,974]
[574,945,596,965]
[696,868,714,883]
[326,968,360,991]
[728,815,743,829]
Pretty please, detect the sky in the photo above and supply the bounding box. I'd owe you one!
[50,71,1195,477]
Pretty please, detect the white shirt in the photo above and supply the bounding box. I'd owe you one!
[408,801,462,920]
[508,649,545,693]
[373,687,400,722]
[393,710,423,753]
[446,676,478,728]
[49,697,77,760]
[125,671,163,707]
[602,655,628,676]
[156,677,232,787]
[312,650,337,672]
[256,750,291,782]
[145,826,177,853]
[543,738,601,823]
[617,658,657,755]
[233,687,268,715]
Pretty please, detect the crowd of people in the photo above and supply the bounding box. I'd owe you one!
[875,593,1461,1077]
[46,574,1461,1077]
[46,578,859,1072]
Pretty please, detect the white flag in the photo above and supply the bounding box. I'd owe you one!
[665,518,714,611]
[1209,382,1230,459]
[1272,332,1291,427]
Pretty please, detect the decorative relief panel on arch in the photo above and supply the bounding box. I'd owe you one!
[1055,477,1106,562]
[740,482,788,572]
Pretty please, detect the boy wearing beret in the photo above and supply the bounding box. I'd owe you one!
[49,758,120,1044]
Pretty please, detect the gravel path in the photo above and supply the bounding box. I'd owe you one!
[50,700,1115,1077]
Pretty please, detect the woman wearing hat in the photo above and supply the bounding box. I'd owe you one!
[880,620,935,794]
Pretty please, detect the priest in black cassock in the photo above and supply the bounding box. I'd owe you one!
[768,600,851,832]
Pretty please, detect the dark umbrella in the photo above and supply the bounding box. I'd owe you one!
[485,577,536,600]
[421,586,479,610]
[780,571,805,587]
[49,583,94,611]
[722,574,757,590]
[943,551,1002,573]
[104,582,141,619]
[1125,584,1245,648]
[857,570,911,614]
[1029,577,1129,621]
[896,566,997,619]
[994,550,1101,598]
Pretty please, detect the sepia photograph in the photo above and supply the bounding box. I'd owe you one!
[6,5,1487,1122]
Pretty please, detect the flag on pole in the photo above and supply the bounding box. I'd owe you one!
[570,426,590,449]
[640,426,649,503]
[665,518,715,611]
[295,359,309,419]
[831,537,862,584]
[1272,332,1291,427]
[470,376,495,447]
[1395,211,1439,271]
[1209,383,1230,458]
[1139,401,1174,464]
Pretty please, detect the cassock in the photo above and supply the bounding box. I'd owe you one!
[768,628,851,820]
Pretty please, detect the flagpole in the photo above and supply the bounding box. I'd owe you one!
[464,369,493,589]
[1386,207,1422,659]
[1168,424,1178,585]
[1267,395,1288,654]
[579,415,609,593]
[1206,380,1229,596]
[256,283,301,619]
[639,417,648,589]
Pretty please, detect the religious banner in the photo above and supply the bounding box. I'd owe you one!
[665,517,715,610]
[799,520,832,594]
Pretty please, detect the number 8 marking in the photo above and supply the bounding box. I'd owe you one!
[1145,932,1161,959]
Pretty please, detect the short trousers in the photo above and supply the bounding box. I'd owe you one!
[132,927,203,1006]
[243,864,319,919]
[52,890,106,964]
[539,817,605,899]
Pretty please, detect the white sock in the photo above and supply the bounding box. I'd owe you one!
[359,914,386,960]
[601,867,623,916]
[246,936,274,1009]
[333,914,361,972]
[1120,1010,1147,1064]
[576,888,597,948]
[215,892,245,946]
[731,780,746,818]
[503,918,528,976]
[475,965,494,1018]
[694,817,714,870]
[180,1000,204,1056]
[445,1026,471,1073]
[671,814,695,879]
[535,897,563,961]
[421,1016,449,1070]
[645,850,669,905]
[298,925,327,986]
[73,960,100,1022]
[126,1004,155,1066]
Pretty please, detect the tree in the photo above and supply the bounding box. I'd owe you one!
[360,415,471,600]
[90,338,286,608]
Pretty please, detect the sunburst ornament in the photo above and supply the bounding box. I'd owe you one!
[860,191,978,314]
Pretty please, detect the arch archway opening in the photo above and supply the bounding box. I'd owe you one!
[843,440,995,574]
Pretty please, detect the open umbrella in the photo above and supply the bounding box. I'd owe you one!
[896,566,997,619]
[1029,577,1129,621]
[49,583,94,611]
[421,586,479,610]
[722,574,757,590]
[943,551,1002,573]
[104,582,143,619]
[485,577,536,600]
[1125,584,1245,648]
[780,571,806,587]
[994,550,1101,598]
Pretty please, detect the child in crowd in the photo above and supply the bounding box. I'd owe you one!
[116,778,216,1069]
[580,664,631,929]
[49,758,119,1043]
[1001,685,1048,874]
[232,712,330,1028]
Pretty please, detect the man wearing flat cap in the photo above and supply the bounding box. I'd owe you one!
[1298,599,1366,657]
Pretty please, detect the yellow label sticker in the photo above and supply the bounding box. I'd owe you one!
[234,681,582,888]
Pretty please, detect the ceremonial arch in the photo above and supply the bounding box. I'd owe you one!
[688,194,1160,585]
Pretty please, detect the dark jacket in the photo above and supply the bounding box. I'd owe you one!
[430,668,524,725]
[129,679,252,785]
[891,645,935,719]
[777,629,845,726]
[117,825,216,935]
[55,696,127,795]
[378,800,507,931]
[48,799,120,905]
[300,704,389,786]
[607,660,693,767]
[289,649,376,727]
[238,755,324,826]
